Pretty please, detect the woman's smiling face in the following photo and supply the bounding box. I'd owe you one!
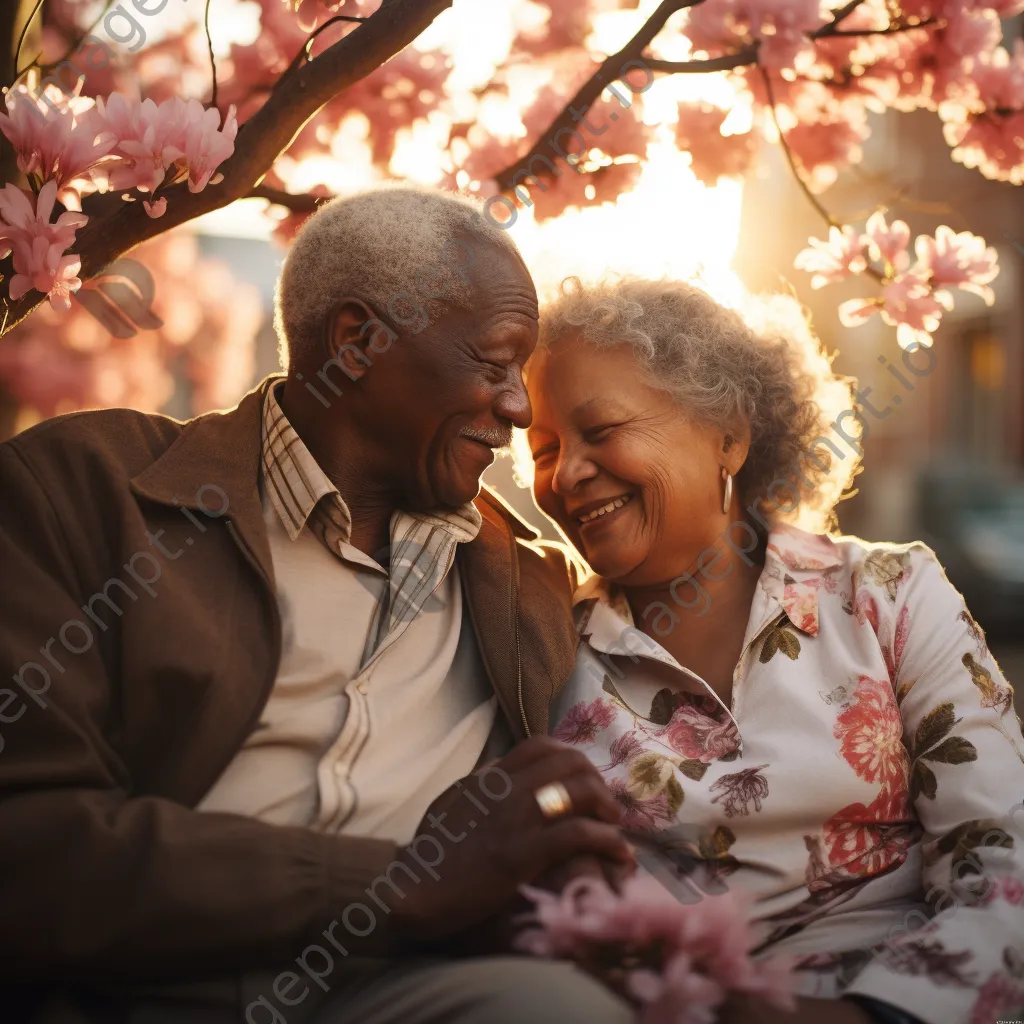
[526,335,731,586]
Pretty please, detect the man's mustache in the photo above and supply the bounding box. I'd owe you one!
[459,425,513,449]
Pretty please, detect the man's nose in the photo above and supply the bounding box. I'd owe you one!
[494,369,532,430]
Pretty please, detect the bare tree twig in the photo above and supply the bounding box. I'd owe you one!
[205,0,218,109]
[760,67,885,282]
[282,14,368,80]
[248,184,324,212]
[827,18,935,37]
[0,0,453,335]
[814,0,867,37]
[12,0,44,82]
[492,0,708,192]
[34,0,116,77]
[643,48,757,73]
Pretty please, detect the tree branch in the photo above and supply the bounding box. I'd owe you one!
[643,48,757,73]
[0,0,454,335]
[248,184,324,213]
[492,0,708,193]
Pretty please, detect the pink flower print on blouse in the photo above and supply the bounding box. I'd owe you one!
[658,701,741,763]
[971,966,1024,1024]
[821,788,917,881]
[783,579,818,635]
[834,675,909,797]
[608,777,676,834]
[553,697,617,745]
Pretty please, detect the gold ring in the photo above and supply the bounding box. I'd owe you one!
[534,781,573,821]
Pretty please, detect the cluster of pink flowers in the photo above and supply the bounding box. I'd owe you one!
[516,874,795,1024]
[0,181,87,310]
[940,38,1024,184]
[685,0,830,73]
[0,74,236,309]
[795,214,999,348]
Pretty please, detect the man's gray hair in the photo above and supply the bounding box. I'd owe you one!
[274,185,522,367]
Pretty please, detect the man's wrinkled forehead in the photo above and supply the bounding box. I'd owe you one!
[459,233,539,322]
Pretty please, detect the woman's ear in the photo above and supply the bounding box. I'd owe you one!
[323,297,384,383]
[721,423,751,477]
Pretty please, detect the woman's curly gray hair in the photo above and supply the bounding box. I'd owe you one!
[520,276,861,534]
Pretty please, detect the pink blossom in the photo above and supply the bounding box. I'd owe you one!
[838,296,883,328]
[914,225,999,304]
[865,212,911,272]
[675,103,758,184]
[0,180,87,310]
[880,273,949,348]
[0,82,115,210]
[515,874,795,1023]
[182,99,238,193]
[685,0,828,73]
[97,93,189,193]
[552,698,616,745]
[941,41,1024,184]
[795,225,868,288]
[783,118,867,192]
[143,196,168,219]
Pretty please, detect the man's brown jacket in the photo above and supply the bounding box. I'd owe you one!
[0,377,579,987]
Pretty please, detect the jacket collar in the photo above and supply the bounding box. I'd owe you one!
[759,523,844,637]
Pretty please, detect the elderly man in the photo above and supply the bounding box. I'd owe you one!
[0,188,634,1024]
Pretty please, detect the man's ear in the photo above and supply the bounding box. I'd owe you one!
[323,297,392,383]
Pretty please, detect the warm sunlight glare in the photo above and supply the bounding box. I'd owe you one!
[197,0,747,310]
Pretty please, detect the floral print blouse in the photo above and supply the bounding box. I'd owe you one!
[549,524,1024,1024]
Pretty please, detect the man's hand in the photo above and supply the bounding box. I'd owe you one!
[389,736,633,949]
[717,993,875,1024]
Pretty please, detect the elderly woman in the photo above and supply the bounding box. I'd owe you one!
[522,277,1024,1024]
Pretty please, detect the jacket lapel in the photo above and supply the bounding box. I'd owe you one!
[129,376,278,587]
[459,499,531,738]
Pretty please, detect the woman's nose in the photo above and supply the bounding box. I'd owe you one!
[552,442,596,496]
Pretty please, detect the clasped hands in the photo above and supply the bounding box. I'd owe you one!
[392,736,873,1024]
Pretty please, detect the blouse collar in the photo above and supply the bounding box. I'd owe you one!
[572,522,845,642]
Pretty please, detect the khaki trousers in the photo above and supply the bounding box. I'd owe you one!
[34,957,635,1024]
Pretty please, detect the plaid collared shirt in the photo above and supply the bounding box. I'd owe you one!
[260,383,482,659]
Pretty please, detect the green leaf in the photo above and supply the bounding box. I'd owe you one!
[895,679,916,706]
[665,774,685,815]
[914,702,957,756]
[911,760,938,802]
[649,687,679,726]
[679,759,710,782]
[719,748,741,762]
[922,736,978,766]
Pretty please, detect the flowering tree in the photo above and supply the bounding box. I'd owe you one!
[0,0,1021,420]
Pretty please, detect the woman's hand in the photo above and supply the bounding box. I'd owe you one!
[717,993,875,1024]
